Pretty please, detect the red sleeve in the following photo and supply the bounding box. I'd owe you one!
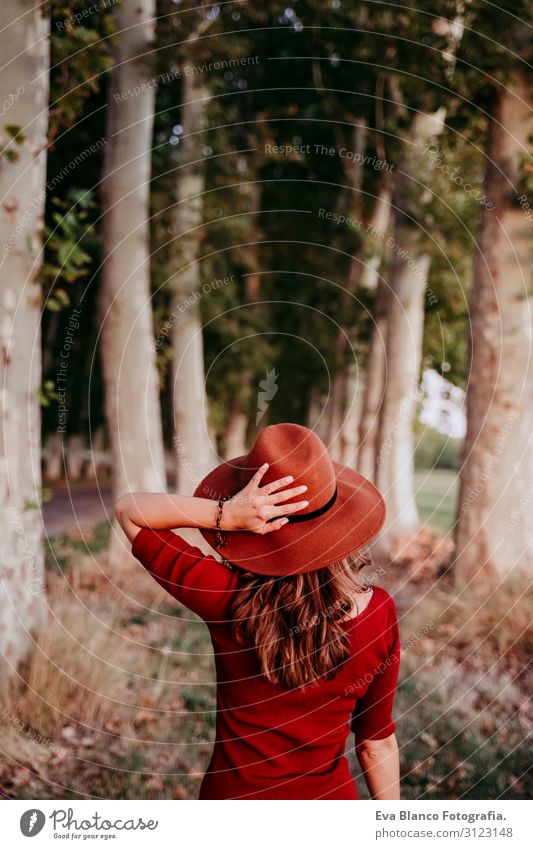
[131,527,238,623]
[350,595,401,741]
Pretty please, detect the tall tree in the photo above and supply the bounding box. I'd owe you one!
[455,60,533,584]
[323,120,367,462]
[356,274,390,480]
[221,181,263,460]
[170,63,217,492]
[351,175,394,476]
[371,8,464,549]
[99,0,166,557]
[375,110,446,547]
[0,0,50,672]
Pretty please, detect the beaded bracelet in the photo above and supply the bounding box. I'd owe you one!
[214,496,228,549]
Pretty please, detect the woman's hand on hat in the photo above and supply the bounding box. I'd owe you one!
[221,463,308,534]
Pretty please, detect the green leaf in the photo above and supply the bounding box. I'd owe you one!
[58,242,75,266]
[23,499,40,511]
[54,288,70,306]
[4,124,25,143]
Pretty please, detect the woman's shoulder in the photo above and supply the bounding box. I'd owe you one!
[368,585,398,616]
[368,583,394,600]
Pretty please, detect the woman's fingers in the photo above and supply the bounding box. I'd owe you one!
[247,462,269,489]
[259,474,295,496]
[267,499,309,519]
[261,516,290,533]
[265,484,307,504]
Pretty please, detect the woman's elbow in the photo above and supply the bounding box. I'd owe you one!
[355,732,397,755]
[113,494,141,543]
[114,493,133,526]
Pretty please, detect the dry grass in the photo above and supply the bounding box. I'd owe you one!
[0,567,143,796]
[435,579,533,659]
[381,532,533,800]
[1,522,531,799]
[11,582,132,736]
[0,527,216,799]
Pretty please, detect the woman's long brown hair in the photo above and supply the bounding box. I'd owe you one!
[229,550,372,690]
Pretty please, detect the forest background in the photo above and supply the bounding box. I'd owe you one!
[0,0,531,800]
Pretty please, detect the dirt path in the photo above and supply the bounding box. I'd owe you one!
[43,482,113,537]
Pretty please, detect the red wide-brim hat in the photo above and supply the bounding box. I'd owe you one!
[194,423,386,576]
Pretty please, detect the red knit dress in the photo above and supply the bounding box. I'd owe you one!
[132,527,401,800]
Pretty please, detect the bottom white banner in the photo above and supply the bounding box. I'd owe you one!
[2,800,530,848]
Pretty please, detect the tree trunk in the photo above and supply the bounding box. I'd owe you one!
[356,272,389,481]
[170,69,216,494]
[84,427,108,480]
[213,169,259,463]
[324,120,367,460]
[307,386,328,439]
[359,179,394,290]
[374,110,445,549]
[325,353,348,462]
[224,399,249,459]
[0,0,50,675]
[42,432,64,482]
[341,362,365,467]
[99,0,166,561]
[375,228,429,541]
[455,70,533,585]
[66,434,86,480]
[351,176,394,478]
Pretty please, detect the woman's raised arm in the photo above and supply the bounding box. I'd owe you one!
[114,463,308,543]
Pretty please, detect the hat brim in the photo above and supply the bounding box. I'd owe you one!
[193,456,386,576]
